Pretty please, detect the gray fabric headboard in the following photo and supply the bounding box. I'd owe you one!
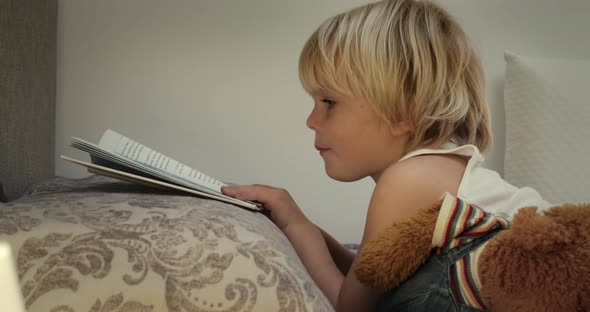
[0,0,57,202]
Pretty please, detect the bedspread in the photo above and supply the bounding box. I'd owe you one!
[0,175,332,311]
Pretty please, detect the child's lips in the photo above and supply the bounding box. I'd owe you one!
[315,145,331,154]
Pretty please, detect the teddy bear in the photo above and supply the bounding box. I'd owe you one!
[354,194,590,311]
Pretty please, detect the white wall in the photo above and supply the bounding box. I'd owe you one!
[56,0,590,243]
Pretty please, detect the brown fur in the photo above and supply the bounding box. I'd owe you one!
[479,204,590,312]
[354,198,590,311]
[354,200,441,291]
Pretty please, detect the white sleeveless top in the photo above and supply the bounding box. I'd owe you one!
[399,143,551,219]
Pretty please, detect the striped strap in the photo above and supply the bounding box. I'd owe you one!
[432,193,510,310]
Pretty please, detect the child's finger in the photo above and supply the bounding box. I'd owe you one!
[222,185,271,203]
[235,186,272,203]
[220,185,249,196]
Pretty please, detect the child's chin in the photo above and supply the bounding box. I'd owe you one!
[325,167,365,182]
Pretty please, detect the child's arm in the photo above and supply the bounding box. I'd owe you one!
[221,184,346,305]
[282,222,346,304]
[317,226,356,275]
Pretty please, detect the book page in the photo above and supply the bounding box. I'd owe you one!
[98,129,226,193]
[61,155,261,211]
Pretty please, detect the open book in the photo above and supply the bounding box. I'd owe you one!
[61,129,262,211]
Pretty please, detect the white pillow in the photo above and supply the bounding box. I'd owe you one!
[503,51,590,204]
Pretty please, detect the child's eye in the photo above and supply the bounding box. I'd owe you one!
[321,98,336,107]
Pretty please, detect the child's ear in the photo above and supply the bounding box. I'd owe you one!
[390,121,412,136]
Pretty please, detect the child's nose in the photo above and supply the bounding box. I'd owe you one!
[306,107,321,130]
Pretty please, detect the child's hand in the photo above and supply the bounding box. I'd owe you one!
[221,184,309,231]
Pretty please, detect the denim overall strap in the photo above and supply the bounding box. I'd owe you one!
[435,194,508,311]
[445,228,502,263]
[376,194,510,312]
[376,229,502,312]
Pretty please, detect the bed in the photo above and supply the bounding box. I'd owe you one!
[2,2,588,312]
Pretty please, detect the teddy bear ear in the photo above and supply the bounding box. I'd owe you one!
[354,201,442,292]
[478,204,590,312]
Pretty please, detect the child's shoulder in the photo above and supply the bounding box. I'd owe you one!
[376,154,465,203]
[363,154,468,243]
[380,153,468,189]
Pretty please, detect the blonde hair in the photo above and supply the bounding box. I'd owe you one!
[299,0,492,152]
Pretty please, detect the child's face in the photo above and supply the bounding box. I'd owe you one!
[307,91,409,182]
